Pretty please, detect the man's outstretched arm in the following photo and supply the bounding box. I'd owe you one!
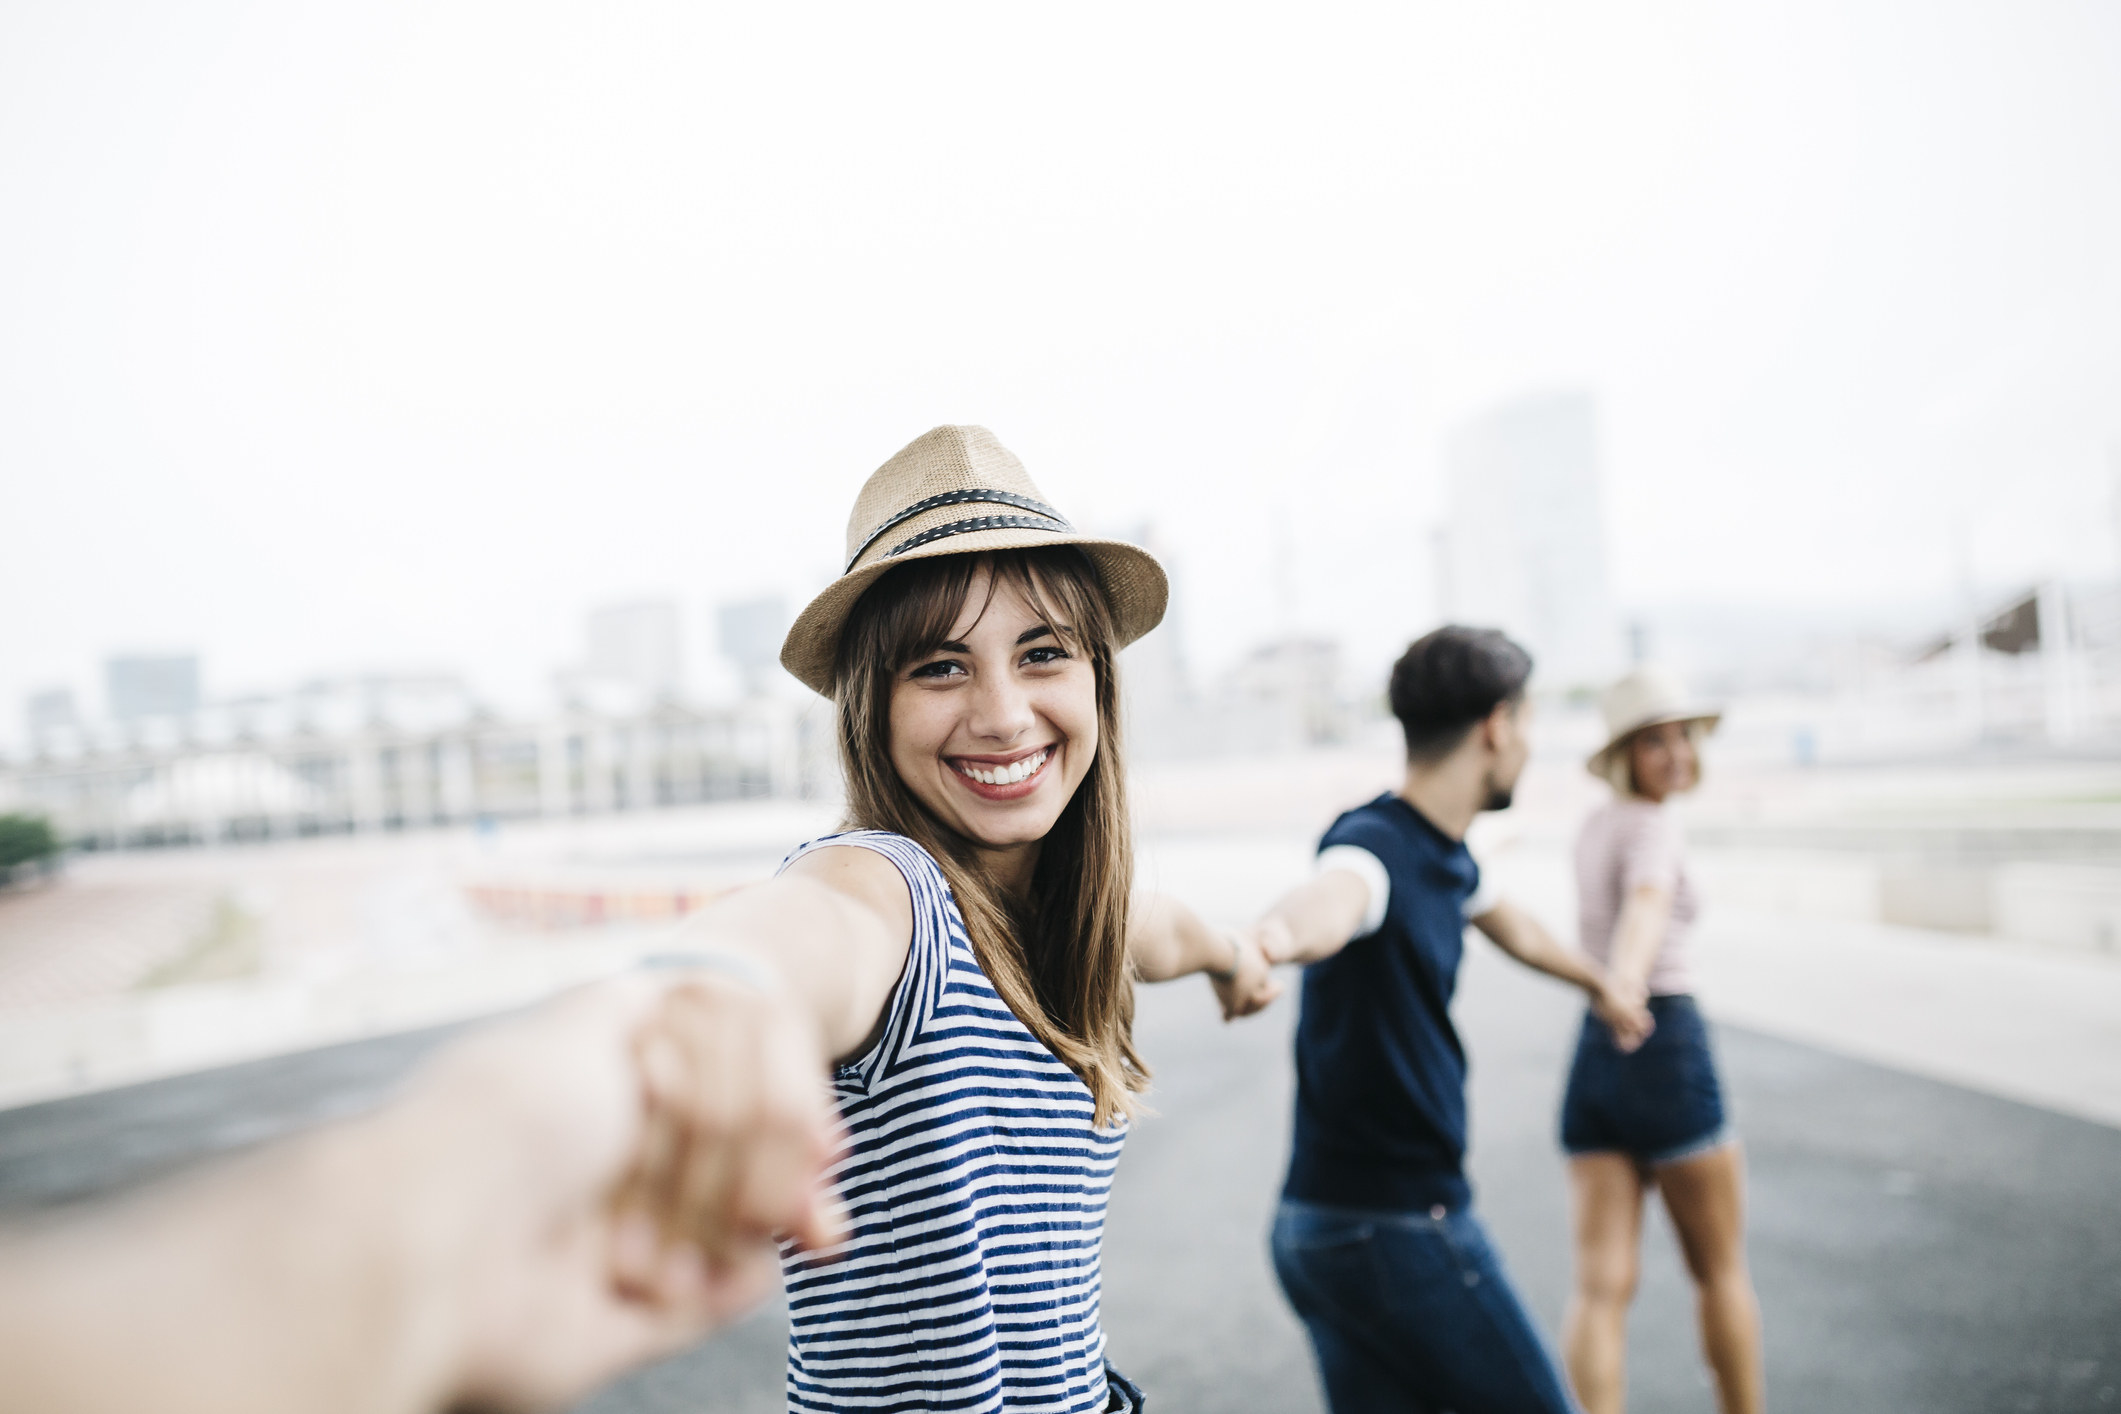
[1471,900,1654,1049]
[0,973,841,1414]
[1253,866,1375,967]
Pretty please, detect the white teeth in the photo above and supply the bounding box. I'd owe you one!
[958,749,1046,787]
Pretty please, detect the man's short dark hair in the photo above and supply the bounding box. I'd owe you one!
[1388,626,1534,760]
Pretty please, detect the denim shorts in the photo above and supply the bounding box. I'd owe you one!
[1560,993,1730,1165]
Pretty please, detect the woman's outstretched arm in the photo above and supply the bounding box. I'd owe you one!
[1127,891,1282,1019]
[666,845,915,1061]
[1603,883,1672,1002]
[614,845,919,1260]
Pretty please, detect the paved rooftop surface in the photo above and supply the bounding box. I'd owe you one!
[4,941,2116,1414]
[6,763,2120,1410]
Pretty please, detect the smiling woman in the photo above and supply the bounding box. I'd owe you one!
[650,426,1284,1414]
[835,547,1141,1123]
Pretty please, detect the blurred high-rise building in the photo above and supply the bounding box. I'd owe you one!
[1118,523,1199,758]
[26,688,78,733]
[584,600,684,701]
[718,596,790,697]
[106,655,200,721]
[24,688,79,750]
[1220,636,1350,750]
[1441,390,1621,687]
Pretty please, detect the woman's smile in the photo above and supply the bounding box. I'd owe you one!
[948,744,1054,797]
[888,566,1099,864]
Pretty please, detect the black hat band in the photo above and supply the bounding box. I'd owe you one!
[882,513,1072,562]
[848,488,1071,572]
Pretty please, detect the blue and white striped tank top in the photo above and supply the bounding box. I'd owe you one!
[776,830,1129,1413]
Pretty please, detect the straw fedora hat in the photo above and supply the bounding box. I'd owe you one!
[1585,666,1722,793]
[779,425,1169,696]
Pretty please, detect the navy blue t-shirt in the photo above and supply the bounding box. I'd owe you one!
[1283,793,1484,1212]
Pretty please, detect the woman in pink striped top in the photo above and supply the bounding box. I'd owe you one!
[1558,668,1764,1414]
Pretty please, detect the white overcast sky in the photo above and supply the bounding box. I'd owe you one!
[3,2,2118,733]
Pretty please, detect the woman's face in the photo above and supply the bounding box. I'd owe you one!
[888,566,1099,862]
[1627,720,1699,801]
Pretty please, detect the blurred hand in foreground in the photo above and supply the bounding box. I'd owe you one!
[612,975,848,1280]
[0,972,844,1414]
[447,972,845,1410]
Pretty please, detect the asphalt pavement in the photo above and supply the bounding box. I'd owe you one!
[3,944,2117,1413]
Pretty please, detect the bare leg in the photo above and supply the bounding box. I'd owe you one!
[1656,1144,1765,1414]
[1562,1154,1646,1414]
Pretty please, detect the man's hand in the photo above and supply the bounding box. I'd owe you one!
[1252,913,1301,968]
[1210,929,1284,1021]
[419,974,845,1411]
[1590,975,1655,1053]
[0,973,849,1414]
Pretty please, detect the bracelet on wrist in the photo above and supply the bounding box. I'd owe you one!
[641,949,781,994]
[1206,929,1244,983]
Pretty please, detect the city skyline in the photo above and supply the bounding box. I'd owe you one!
[4,4,2119,751]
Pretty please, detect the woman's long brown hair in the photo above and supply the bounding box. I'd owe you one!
[832,546,1148,1127]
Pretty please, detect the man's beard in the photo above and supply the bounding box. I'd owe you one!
[1482,773,1515,812]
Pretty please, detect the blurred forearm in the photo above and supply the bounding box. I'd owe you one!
[1474,900,1604,994]
[0,976,825,1414]
[668,869,907,1061]
[1128,892,1235,981]
[0,1105,466,1414]
[1259,871,1372,966]
[1607,885,1672,992]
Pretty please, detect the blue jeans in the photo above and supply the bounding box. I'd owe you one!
[1104,1360,1145,1411]
[1271,1199,1579,1414]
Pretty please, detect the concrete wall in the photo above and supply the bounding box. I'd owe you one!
[1994,864,2121,957]
[1691,847,2121,957]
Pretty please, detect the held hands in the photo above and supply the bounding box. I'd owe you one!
[431,973,844,1412]
[1209,927,1284,1021]
[1590,972,1655,1053]
[1251,913,1300,968]
[613,974,848,1279]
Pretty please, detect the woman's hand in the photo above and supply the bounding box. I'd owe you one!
[1209,928,1284,1021]
[614,975,848,1273]
[1590,975,1655,1054]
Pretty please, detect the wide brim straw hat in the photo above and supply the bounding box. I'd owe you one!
[1585,666,1723,793]
[779,425,1169,696]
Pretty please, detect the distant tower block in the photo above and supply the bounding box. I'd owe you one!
[106,655,200,721]
[585,600,684,701]
[719,596,791,698]
[1443,391,1621,687]
[25,688,78,734]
